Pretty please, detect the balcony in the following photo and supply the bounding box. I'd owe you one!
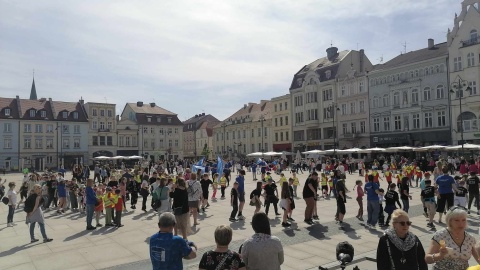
[342,133,358,139]
[98,129,110,132]
[461,36,479,48]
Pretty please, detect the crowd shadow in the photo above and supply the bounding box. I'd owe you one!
[0,243,32,256]
[64,230,90,242]
[306,224,328,239]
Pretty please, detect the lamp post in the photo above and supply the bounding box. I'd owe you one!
[330,103,340,156]
[450,76,472,152]
[258,114,266,158]
[221,122,227,155]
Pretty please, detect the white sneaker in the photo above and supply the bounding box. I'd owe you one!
[238,215,245,220]
[7,223,13,227]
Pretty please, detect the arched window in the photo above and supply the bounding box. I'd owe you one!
[423,87,431,101]
[457,111,477,131]
[425,67,429,75]
[411,89,419,104]
[430,66,434,74]
[309,78,316,85]
[436,85,445,99]
[393,92,400,106]
[435,65,440,73]
[415,70,419,77]
[373,96,380,108]
[383,94,389,107]
[467,52,475,67]
[470,29,478,41]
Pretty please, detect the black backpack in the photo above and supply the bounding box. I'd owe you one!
[24,194,37,213]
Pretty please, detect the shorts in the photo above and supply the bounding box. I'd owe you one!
[188,201,199,209]
[202,191,209,200]
[239,192,245,202]
[321,185,328,191]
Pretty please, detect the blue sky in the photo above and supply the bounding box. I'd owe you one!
[0,0,457,121]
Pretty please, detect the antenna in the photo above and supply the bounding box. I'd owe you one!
[33,69,35,78]
[402,41,407,54]
[331,40,333,47]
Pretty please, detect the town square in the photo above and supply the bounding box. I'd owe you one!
[1,1,480,270]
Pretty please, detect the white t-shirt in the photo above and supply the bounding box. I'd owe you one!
[7,189,17,205]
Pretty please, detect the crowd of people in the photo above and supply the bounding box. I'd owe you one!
[2,154,480,269]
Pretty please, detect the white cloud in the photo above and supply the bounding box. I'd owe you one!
[0,0,458,120]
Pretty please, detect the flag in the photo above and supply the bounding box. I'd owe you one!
[196,157,204,166]
[216,156,224,183]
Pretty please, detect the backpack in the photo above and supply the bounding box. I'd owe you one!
[24,193,37,213]
[1,196,8,205]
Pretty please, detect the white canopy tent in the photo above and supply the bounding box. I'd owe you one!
[445,144,480,151]
[112,156,126,160]
[341,147,363,153]
[301,149,326,155]
[246,152,264,157]
[414,145,446,152]
[357,147,386,153]
[127,155,143,160]
[385,146,417,152]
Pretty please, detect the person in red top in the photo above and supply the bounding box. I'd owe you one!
[355,180,364,221]
[372,169,382,184]
[415,168,423,187]
[469,159,478,174]
[384,168,393,185]
[114,189,124,228]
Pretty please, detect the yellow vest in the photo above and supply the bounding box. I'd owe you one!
[321,176,327,186]
[278,177,287,186]
[293,177,299,186]
[220,177,227,186]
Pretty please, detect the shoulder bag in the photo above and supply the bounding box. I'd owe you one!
[215,250,232,270]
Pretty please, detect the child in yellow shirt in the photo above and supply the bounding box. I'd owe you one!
[220,173,227,199]
[292,172,300,197]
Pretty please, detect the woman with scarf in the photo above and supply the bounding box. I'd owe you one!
[376,209,427,270]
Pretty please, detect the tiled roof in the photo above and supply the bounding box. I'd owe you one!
[18,98,55,120]
[213,101,272,129]
[373,42,448,71]
[183,114,220,132]
[289,50,349,90]
[0,97,20,119]
[51,101,88,122]
[136,114,183,126]
[127,102,176,115]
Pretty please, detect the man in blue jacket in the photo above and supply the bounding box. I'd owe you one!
[85,179,97,230]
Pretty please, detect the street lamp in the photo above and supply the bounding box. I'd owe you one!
[258,114,266,157]
[450,76,472,152]
[221,122,227,156]
[329,103,340,156]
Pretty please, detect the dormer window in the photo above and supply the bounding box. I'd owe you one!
[40,111,46,118]
[73,112,78,119]
[29,109,36,117]
[157,117,161,122]
[167,117,172,123]
[4,108,10,116]
[147,117,151,122]
[62,111,68,119]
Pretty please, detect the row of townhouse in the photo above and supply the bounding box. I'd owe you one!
[213,0,480,156]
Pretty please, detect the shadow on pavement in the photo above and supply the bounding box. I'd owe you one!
[0,243,32,256]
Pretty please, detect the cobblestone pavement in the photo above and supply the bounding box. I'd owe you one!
[0,170,478,270]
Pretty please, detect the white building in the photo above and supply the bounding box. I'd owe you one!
[84,102,117,163]
[213,100,272,158]
[448,0,480,145]
[271,94,292,152]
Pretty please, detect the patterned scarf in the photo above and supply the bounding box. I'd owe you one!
[384,228,416,251]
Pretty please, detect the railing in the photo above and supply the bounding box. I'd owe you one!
[462,36,479,47]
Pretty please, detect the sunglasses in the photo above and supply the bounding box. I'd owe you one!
[394,221,412,226]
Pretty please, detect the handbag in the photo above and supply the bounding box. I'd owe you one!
[215,250,232,270]
[2,196,9,205]
[173,207,183,216]
[249,196,257,206]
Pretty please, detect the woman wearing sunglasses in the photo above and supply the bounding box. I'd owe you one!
[376,209,427,270]
[426,206,480,270]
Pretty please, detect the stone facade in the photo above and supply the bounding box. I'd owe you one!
[369,41,450,147]
[213,100,272,158]
[271,94,292,152]
[289,47,373,152]
[84,102,117,163]
[448,0,480,144]
[182,113,220,158]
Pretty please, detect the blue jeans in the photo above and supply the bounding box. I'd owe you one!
[367,200,380,226]
[86,203,95,227]
[402,199,409,213]
[7,205,14,223]
[30,222,48,240]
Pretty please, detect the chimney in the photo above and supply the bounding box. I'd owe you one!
[359,49,365,72]
[116,115,119,121]
[428,38,434,49]
[202,113,205,116]
[326,47,339,61]
[79,98,84,105]
[149,102,155,107]
[195,114,198,118]
[137,101,143,107]
[243,104,247,109]
[16,95,21,117]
